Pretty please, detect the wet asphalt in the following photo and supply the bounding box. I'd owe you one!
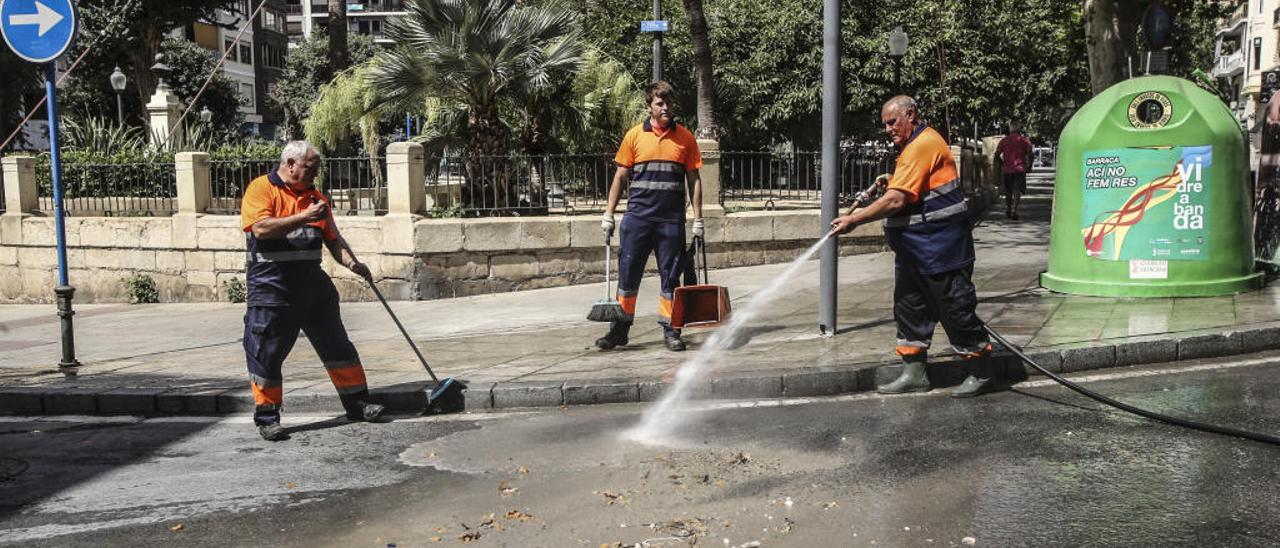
[2,351,1280,547]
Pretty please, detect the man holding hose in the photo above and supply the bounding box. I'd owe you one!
[830,96,997,397]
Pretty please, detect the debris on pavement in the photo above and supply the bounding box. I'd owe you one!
[596,490,626,506]
[962,536,977,545]
[169,523,184,532]
[498,480,519,496]
[458,531,482,542]
[505,510,534,522]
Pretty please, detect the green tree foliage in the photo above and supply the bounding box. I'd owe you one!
[0,50,43,151]
[270,33,377,140]
[68,0,244,118]
[160,37,245,144]
[581,0,1237,146]
[369,0,588,207]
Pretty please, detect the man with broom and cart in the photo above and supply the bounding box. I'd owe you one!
[593,81,705,352]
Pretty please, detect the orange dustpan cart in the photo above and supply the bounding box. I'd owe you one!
[671,236,731,329]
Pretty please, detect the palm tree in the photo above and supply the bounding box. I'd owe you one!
[327,0,350,73]
[369,0,586,210]
[683,0,718,139]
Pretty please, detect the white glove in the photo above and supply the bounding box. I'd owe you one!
[691,217,705,238]
[601,213,616,241]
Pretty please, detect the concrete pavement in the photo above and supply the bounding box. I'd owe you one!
[3,169,1280,415]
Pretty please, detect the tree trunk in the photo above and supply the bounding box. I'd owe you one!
[327,0,349,74]
[683,0,718,139]
[1083,0,1141,96]
[464,105,511,212]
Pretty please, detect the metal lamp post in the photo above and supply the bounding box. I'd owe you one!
[888,26,908,93]
[109,65,126,125]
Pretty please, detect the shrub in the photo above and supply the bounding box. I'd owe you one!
[223,277,246,304]
[121,273,159,304]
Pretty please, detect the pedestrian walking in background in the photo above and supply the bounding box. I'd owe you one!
[995,121,1034,220]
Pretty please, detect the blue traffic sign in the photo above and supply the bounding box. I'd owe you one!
[0,0,76,64]
[640,20,669,33]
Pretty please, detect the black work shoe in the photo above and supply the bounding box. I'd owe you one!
[346,401,387,422]
[664,334,687,352]
[595,331,629,350]
[258,423,288,442]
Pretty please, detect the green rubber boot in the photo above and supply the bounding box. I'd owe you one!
[876,362,931,394]
[951,359,997,398]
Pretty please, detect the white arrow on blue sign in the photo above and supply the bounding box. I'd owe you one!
[0,0,76,63]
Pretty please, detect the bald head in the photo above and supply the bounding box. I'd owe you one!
[881,95,920,147]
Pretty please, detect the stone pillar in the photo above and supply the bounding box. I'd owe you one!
[147,55,181,148]
[697,138,724,217]
[175,152,210,214]
[386,141,425,215]
[3,156,37,214]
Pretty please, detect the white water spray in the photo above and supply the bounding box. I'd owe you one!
[625,233,834,444]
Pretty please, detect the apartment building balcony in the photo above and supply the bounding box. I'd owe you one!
[1215,50,1245,78]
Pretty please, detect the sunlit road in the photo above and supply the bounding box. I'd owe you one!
[3,351,1280,547]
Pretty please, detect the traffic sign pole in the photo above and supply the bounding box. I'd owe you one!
[45,61,78,374]
[651,0,662,82]
[2,0,81,375]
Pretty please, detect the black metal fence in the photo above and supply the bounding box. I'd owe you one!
[424,154,616,216]
[206,156,390,216]
[720,146,894,208]
[35,158,176,216]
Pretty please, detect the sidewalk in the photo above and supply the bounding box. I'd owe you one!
[3,169,1280,415]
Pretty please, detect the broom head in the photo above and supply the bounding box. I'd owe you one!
[587,298,629,322]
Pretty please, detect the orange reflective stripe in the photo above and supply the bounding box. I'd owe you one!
[658,295,674,321]
[617,294,638,315]
[960,343,993,360]
[327,365,368,388]
[896,345,927,356]
[251,382,283,405]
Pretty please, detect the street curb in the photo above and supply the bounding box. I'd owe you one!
[3,324,1280,416]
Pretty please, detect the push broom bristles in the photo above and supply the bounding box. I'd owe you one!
[587,242,628,322]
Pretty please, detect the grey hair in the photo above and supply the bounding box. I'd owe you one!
[280,140,320,165]
[884,95,917,115]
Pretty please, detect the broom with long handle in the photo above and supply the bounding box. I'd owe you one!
[588,240,627,321]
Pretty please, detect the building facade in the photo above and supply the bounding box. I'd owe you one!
[1214,0,1280,170]
[284,0,406,45]
[184,0,289,140]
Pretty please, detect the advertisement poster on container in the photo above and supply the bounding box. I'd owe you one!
[1081,145,1210,262]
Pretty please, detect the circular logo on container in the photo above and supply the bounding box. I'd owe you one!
[1128,91,1172,129]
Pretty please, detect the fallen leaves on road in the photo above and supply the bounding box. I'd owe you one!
[285,482,297,489]
[498,480,519,496]
[516,466,530,474]
[505,510,534,522]
[595,491,625,506]
[169,523,184,532]
[962,536,977,545]
[429,536,441,543]
[821,501,839,510]
[458,531,481,542]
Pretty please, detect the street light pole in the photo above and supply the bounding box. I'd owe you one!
[109,65,127,126]
[818,0,840,335]
[888,27,909,94]
[652,0,662,82]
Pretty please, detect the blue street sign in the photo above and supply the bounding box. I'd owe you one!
[0,0,77,63]
[640,20,669,33]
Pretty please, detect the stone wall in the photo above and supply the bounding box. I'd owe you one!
[0,208,884,303]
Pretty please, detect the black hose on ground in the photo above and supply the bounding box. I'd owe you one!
[984,325,1280,446]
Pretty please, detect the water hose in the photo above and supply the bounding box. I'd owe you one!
[984,325,1280,446]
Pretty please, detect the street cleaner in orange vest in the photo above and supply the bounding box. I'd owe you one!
[241,141,385,441]
[598,80,704,352]
[830,96,998,397]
